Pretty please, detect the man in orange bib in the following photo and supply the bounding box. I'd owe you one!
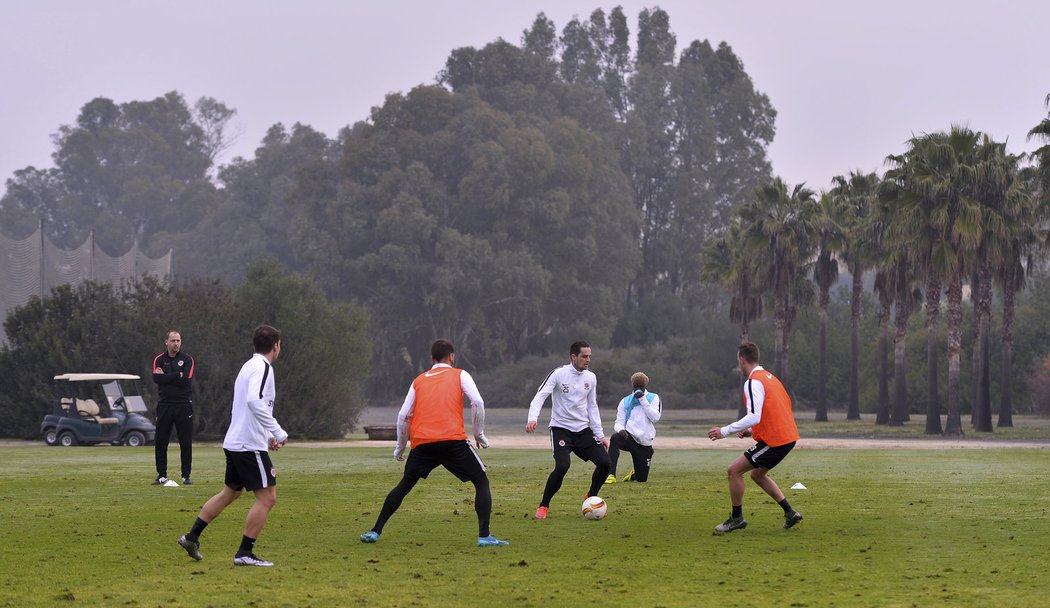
[707,342,803,534]
[359,339,508,547]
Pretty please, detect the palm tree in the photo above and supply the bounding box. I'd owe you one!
[882,152,944,433]
[701,217,763,418]
[970,136,1019,432]
[871,182,922,427]
[812,192,842,422]
[829,171,880,421]
[739,177,820,384]
[1028,94,1050,194]
[885,127,984,436]
[701,217,762,343]
[995,161,1045,426]
[872,268,893,425]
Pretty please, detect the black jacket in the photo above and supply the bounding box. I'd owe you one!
[152,351,195,406]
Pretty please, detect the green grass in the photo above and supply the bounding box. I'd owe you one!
[1,445,1048,607]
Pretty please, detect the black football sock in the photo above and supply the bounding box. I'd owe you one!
[778,498,793,514]
[188,517,208,540]
[237,535,256,556]
[732,505,743,519]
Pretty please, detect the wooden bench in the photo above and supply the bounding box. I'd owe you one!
[363,425,397,440]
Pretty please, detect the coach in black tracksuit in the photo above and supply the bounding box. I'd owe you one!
[152,330,195,485]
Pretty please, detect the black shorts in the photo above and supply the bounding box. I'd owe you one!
[224,449,277,491]
[404,440,486,483]
[549,426,607,463]
[744,441,795,470]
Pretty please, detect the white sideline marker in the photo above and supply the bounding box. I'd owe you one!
[790,482,807,490]
[163,479,180,487]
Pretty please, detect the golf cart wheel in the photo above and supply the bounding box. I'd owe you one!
[44,428,59,446]
[124,431,146,447]
[58,431,77,447]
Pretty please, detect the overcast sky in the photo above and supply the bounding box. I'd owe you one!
[2,1,1048,198]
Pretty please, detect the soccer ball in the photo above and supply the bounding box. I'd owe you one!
[582,496,607,520]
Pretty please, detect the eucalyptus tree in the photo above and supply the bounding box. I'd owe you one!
[615,8,774,342]
[0,92,223,252]
[812,192,842,421]
[828,171,880,420]
[740,177,819,383]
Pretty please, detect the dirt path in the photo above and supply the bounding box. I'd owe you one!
[293,435,1050,450]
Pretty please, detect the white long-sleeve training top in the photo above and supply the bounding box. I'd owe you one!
[613,390,662,446]
[527,364,604,438]
[719,365,768,438]
[223,353,288,452]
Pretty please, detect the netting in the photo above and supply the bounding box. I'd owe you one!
[0,225,171,344]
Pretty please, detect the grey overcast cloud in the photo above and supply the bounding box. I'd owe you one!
[1,1,1048,197]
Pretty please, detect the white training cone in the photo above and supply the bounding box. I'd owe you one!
[790,482,807,490]
[163,479,180,487]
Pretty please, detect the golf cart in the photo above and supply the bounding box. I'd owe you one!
[40,373,157,447]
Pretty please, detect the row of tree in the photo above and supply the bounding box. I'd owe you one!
[2,8,1050,436]
[705,116,1050,434]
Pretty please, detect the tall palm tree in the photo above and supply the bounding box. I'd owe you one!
[995,161,1045,426]
[872,268,893,425]
[829,171,880,421]
[812,192,842,422]
[739,177,820,384]
[969,136,1018,432]
[881,151,943,433]
[886,127,984,436]
[872,181,922,427]
[701,217,763,418]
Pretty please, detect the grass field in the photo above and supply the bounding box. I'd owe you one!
[1,442,1048,608]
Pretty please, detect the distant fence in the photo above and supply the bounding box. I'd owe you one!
[0,224,171,344]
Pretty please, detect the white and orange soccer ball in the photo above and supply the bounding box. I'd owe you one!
[582,496,607,520]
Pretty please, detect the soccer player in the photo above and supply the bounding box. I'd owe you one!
[177,325,289,566]
[708,341,803,534]
[526,341,610,519]
[359,339,508,547]
[605,371,662,484]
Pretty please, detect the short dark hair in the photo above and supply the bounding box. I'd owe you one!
[570,341,590,356]
[253,325,281,354]
[432,339,455,362]
[738,342,760,364]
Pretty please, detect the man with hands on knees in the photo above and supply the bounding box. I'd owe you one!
[360,339,507,547]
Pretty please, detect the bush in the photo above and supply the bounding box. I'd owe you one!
[0,263,371,439]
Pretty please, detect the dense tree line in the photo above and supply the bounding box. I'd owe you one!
[0,264,371,439]
[3,8,1050,437]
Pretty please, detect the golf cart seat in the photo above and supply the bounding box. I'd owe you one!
[75,398,119,425]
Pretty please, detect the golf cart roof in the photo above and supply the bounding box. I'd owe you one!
[54,373,141,382]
